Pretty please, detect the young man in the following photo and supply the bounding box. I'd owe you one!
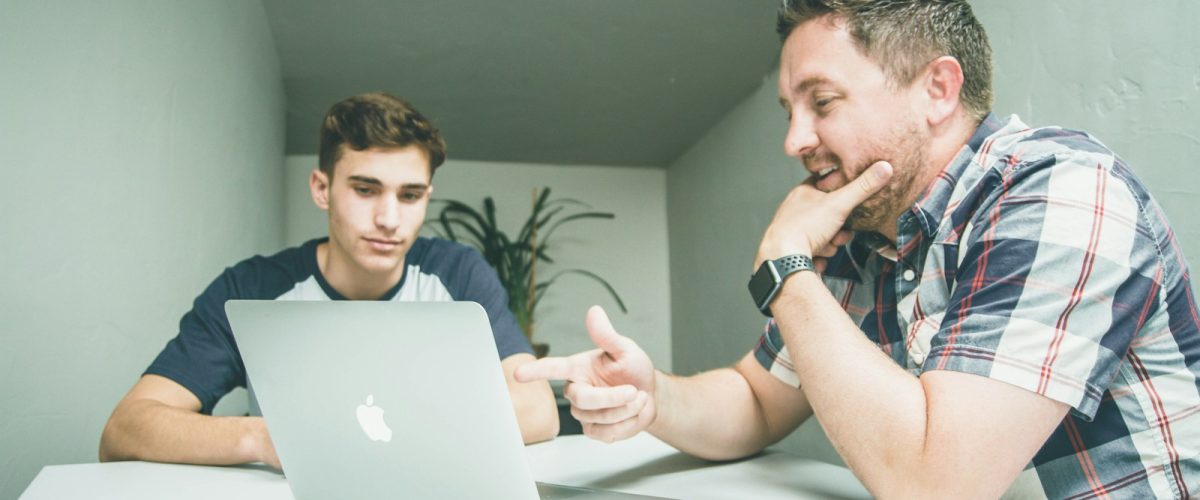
[100,92,558,469]
[518,1,1199,498]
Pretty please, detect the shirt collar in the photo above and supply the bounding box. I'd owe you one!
[904,112,1009,241]
[825,112,1032,276]
[823,232,894,283]
[826,113,1026,278]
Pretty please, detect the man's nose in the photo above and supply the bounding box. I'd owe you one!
[375,198,401,231]
[784,113,818,158]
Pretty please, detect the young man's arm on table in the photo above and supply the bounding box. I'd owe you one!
[100,355,558,470]
[99,374,279,468]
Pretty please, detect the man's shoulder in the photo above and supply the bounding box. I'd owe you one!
[405,236,497,293]
[980,117,1118,174]
[219,239,321,299]
[962,115,1151,203]
[408,236,483,268]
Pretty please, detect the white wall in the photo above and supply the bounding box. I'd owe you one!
[285,156,673,370]
[665,1,1200,462]
[0,1,285,497]
[973,1,1200,251]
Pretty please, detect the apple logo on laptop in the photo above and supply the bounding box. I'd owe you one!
[356,394,393,442]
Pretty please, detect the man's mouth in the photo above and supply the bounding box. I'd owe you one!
[364,238,402,250]
[816,165,840,179]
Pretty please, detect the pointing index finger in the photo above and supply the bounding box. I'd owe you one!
[514,355,580,383]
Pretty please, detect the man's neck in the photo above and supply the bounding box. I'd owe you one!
[316,242,405,300]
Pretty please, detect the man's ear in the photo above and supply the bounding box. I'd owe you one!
[924,55,964,126]
[310,169,330,211]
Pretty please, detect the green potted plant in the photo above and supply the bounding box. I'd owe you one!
[428,187,627,357]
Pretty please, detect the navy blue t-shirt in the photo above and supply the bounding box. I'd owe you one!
[146,237,532,414]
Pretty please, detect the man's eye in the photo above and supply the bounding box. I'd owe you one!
[354,186,374,195]
[812,96,837,117]
[400,191,423,201]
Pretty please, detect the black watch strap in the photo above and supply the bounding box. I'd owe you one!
[773,254,814,277]
[748,253,815,317]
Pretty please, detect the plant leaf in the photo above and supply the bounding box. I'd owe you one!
[541,212,616,247]
[534,269,627,313]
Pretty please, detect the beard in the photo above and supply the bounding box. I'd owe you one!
[804,122,929,234]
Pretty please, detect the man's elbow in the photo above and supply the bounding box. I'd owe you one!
[98,398,149,462]
[523,414,559,444]
[519,394,560,444]
[98,413,128,462]
[680,438,768,462]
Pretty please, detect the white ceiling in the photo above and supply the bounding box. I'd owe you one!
[262,0,783,167]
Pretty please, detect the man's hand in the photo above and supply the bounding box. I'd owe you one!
[810,230,856,274]
[755,161,893,269]
[514,306,656,443]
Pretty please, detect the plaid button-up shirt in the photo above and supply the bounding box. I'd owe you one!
[755,114,1199,499]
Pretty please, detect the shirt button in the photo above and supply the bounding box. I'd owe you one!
[902,268,916,281]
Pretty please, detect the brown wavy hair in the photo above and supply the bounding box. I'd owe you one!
[317,92,447,178]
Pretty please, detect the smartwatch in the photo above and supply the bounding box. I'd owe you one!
[747,254,815,317]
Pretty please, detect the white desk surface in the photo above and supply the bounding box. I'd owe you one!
[20,434,870,499]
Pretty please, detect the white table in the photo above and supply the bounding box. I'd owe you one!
[20,434,869,499]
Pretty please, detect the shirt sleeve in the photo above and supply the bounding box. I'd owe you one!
[453,248,534,359]
[145,266,248,415]
[752,245,863,387]
[753,318,803,388]
[923,151,1158,420]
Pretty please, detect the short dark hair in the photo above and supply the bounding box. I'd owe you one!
[317,92,447,177]
[777,0,993,121]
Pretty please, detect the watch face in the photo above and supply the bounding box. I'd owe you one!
[747,261,780,310]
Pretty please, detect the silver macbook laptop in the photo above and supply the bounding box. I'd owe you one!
[226,300,668,500]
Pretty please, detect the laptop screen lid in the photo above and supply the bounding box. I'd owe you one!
[226,300,539,500]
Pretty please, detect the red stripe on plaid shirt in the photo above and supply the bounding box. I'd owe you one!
[1128,351,1189,498]
[906,294,928,354]
[877,262,892,356]
[938,153,1019,370]
[1064,416,1112,499]
[1131,266,1164,350]
[1063,466,1157,500]
[1039,164,1108,395]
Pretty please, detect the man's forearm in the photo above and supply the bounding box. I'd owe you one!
[99,398,268,466]
[771,273,943,494]
[502,353,560,444]
[647,366,788,461]
[510,383,559,444]
[769,271,1069,498]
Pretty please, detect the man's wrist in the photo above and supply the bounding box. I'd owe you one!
[775,270,822,308]
[749,254,816,316]
[645,370,668,434]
